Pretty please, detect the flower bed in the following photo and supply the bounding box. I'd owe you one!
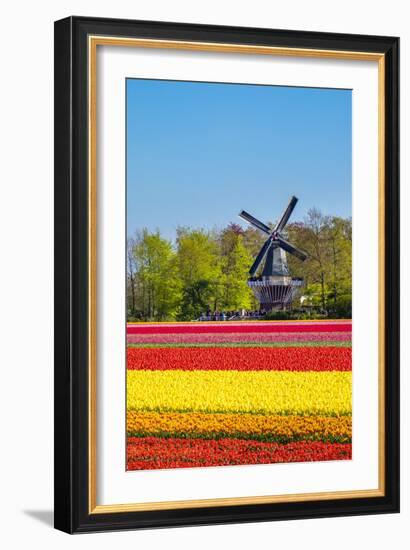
[127,370,351,416]
[127,320,352,334]
[127,331,351,344]
[127,346,351,371]
[127,437,352,469]
[127,411,352,442]
[126,319,352,470]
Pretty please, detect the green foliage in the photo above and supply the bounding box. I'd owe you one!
[264,310,328,321]
[176,228,223,320]
[327,294,352,318]
[218,227,254,311]
[127,230,181,321]
[287,209,352,317]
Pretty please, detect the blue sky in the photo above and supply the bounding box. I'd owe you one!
[127,79,351,241]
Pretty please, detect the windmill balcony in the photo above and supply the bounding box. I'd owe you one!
[248,276,305,311]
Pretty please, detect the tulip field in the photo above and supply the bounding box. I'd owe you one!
[126,320,352,470]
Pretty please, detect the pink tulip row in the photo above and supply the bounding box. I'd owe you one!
[127,331,351,344]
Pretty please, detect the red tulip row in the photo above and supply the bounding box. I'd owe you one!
[126,436,352,470]
[127,321,351,335]
[127,346,351,371]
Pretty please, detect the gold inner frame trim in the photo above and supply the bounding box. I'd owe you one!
[88,35,386,514]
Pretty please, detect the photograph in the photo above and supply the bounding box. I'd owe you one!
[125,78,353,471]
[0,0,405,541]
[51,12,399,535]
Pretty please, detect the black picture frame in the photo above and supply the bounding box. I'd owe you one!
[54,15,399,534]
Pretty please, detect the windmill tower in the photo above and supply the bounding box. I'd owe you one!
[239,196,307,311]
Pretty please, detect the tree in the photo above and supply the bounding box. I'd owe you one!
[302,208,331,309]
[242,225,266,258]
[126,236,138,318]
[326,216,352,316]
[219,225,253,310]
[131,229,181,320]
[287,210,352,315]
[176,228,223,320]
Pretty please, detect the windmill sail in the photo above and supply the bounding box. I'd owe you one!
[276,235,307,261]
[238,210,271,234]
[249,238,273,276]
[275,195,298,232]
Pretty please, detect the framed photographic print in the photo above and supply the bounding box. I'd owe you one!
[54,16,399,533]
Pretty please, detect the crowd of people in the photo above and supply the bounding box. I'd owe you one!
[198,309,267,321]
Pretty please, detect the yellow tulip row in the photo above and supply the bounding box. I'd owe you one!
[127,370,352,416]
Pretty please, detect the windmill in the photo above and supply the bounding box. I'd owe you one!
[239,196,307,311]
